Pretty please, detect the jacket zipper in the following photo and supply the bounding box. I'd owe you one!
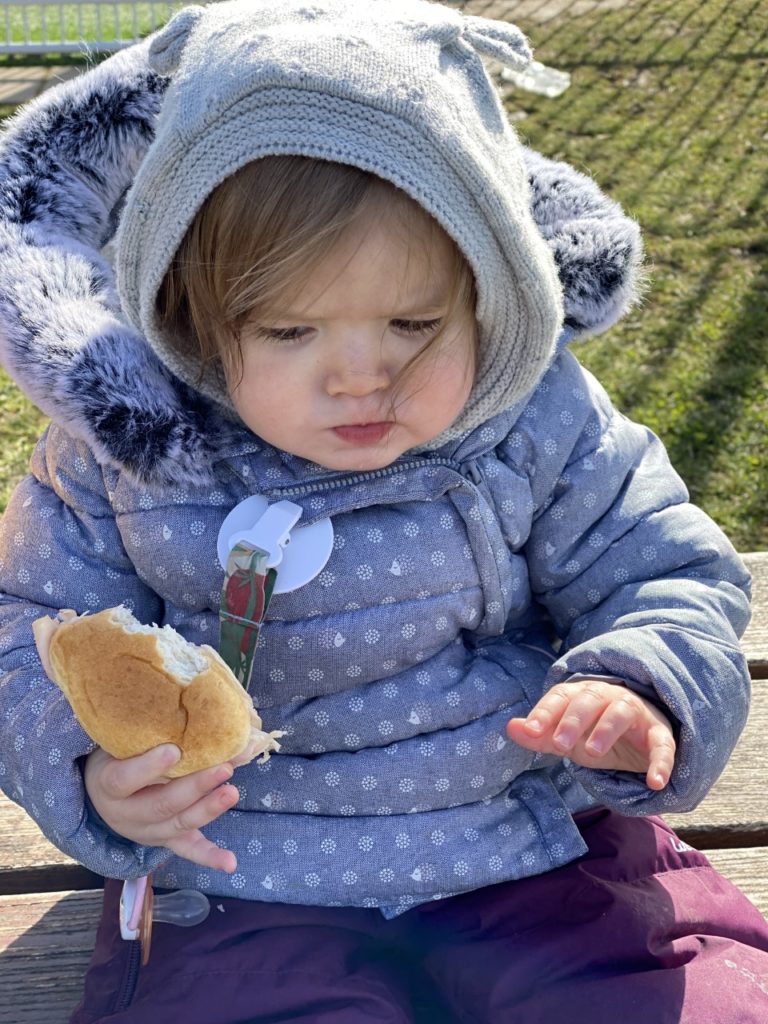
[269,456,465,499]
[112,940,142,1013]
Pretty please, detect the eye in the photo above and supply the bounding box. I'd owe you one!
[254,325,312,344]
[390,318,442,337]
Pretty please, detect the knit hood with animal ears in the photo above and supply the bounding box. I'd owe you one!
[0,1,643,489]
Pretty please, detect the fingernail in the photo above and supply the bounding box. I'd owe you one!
[554,730,574,751]
[525,718,544,734]
[587,739,604,755]
[161,745,181,766]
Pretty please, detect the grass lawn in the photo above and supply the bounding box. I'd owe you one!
[0,0,766,549]
[494,0,768,550]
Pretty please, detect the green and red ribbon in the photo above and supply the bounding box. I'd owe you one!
[219,541,277,689]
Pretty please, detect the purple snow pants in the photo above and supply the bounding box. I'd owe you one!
[70,811,768,1023]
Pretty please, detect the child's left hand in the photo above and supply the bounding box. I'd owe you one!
[506,678,676,790]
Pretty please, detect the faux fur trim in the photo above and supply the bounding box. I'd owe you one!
[524,148,645,337]
[0,41,642,488]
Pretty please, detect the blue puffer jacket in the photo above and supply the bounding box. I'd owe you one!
[0,42,751,915]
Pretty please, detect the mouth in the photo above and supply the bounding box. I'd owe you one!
[332,422,394,445]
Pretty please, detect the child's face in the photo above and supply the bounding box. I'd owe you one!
[227,213,476,471]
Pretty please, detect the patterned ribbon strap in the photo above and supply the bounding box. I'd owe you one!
[219,541,277,688]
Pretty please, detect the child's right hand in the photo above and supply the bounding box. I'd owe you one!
[84,745,240,873]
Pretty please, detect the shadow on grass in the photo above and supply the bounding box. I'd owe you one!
[0,53,89,67]
[621,238,768,510]
[498,0,768,544]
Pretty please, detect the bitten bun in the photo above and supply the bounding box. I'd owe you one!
[32,606,282,778]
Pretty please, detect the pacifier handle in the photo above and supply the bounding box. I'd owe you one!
[152,888,211,927]
[120,876,211,965]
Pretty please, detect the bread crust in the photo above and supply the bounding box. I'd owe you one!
[35,608,278,777]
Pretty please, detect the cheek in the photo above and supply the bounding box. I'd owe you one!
[228,352,283,421]
[401,348,473,433]
[230,346,299,401]
[229,349,325,453]
[432,335,476,404]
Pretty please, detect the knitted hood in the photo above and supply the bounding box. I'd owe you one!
[0,35,643,489]
[117,0,567,438]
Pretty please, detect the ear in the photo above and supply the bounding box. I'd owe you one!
[461,15,532,72]
[148,5,206,76]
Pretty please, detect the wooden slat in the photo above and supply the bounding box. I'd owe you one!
[0,889,100,1024]
[703,847,768,921]
[743,552,768,677]
[1,681,766,885]
[0,797,101,895]
[665,678,768,846]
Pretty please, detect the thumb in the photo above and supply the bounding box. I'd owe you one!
[103,744,182,798]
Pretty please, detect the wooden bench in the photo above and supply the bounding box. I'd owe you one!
[1,554,766,1023]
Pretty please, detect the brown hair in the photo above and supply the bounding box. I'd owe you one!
[156,155,477,388]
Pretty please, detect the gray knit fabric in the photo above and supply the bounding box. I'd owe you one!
[115,0,564,443]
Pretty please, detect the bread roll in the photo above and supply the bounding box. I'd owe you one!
[32,606,282,777]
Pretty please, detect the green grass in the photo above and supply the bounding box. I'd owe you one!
[0,374,48,502]
[500,0,768,550]
[1,0,767,549]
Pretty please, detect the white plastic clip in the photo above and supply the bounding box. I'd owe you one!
[217,496,334,594]
[227,499,302,569]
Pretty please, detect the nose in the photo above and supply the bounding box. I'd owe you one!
[324,334,393,397]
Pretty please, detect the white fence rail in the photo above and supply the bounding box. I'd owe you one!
[1,2,184,55]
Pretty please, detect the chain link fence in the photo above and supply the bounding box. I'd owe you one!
[1,1,184,55]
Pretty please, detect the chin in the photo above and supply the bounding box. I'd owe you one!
[313,446,403,473]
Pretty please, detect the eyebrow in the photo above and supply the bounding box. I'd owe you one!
[277,291,450,323]
[390,302,447,317]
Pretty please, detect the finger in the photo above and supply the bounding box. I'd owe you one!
[546,685,615,753]
[519,686,575,739]
[506,716,555,751]
[142,765,237,828]
[165,831,238,874]
[508,682,612,753]
[100,744,182,800]
[164,781,240,837]
[646,727,677,790]
[137,780,239,848]
[582,693,640,757]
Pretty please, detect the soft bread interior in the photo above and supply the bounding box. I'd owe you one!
[107,605,209,684]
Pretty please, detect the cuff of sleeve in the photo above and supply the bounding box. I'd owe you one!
[81,790,171,879]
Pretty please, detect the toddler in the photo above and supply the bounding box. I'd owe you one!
[1,1,767,1021]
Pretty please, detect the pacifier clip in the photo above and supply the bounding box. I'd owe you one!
[119,499,333,962]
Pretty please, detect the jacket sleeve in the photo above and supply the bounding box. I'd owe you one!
[0,425,173,878]
[502,350,751,814]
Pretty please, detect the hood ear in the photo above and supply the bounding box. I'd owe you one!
[461,15,532,72]
[148,5,206,76]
